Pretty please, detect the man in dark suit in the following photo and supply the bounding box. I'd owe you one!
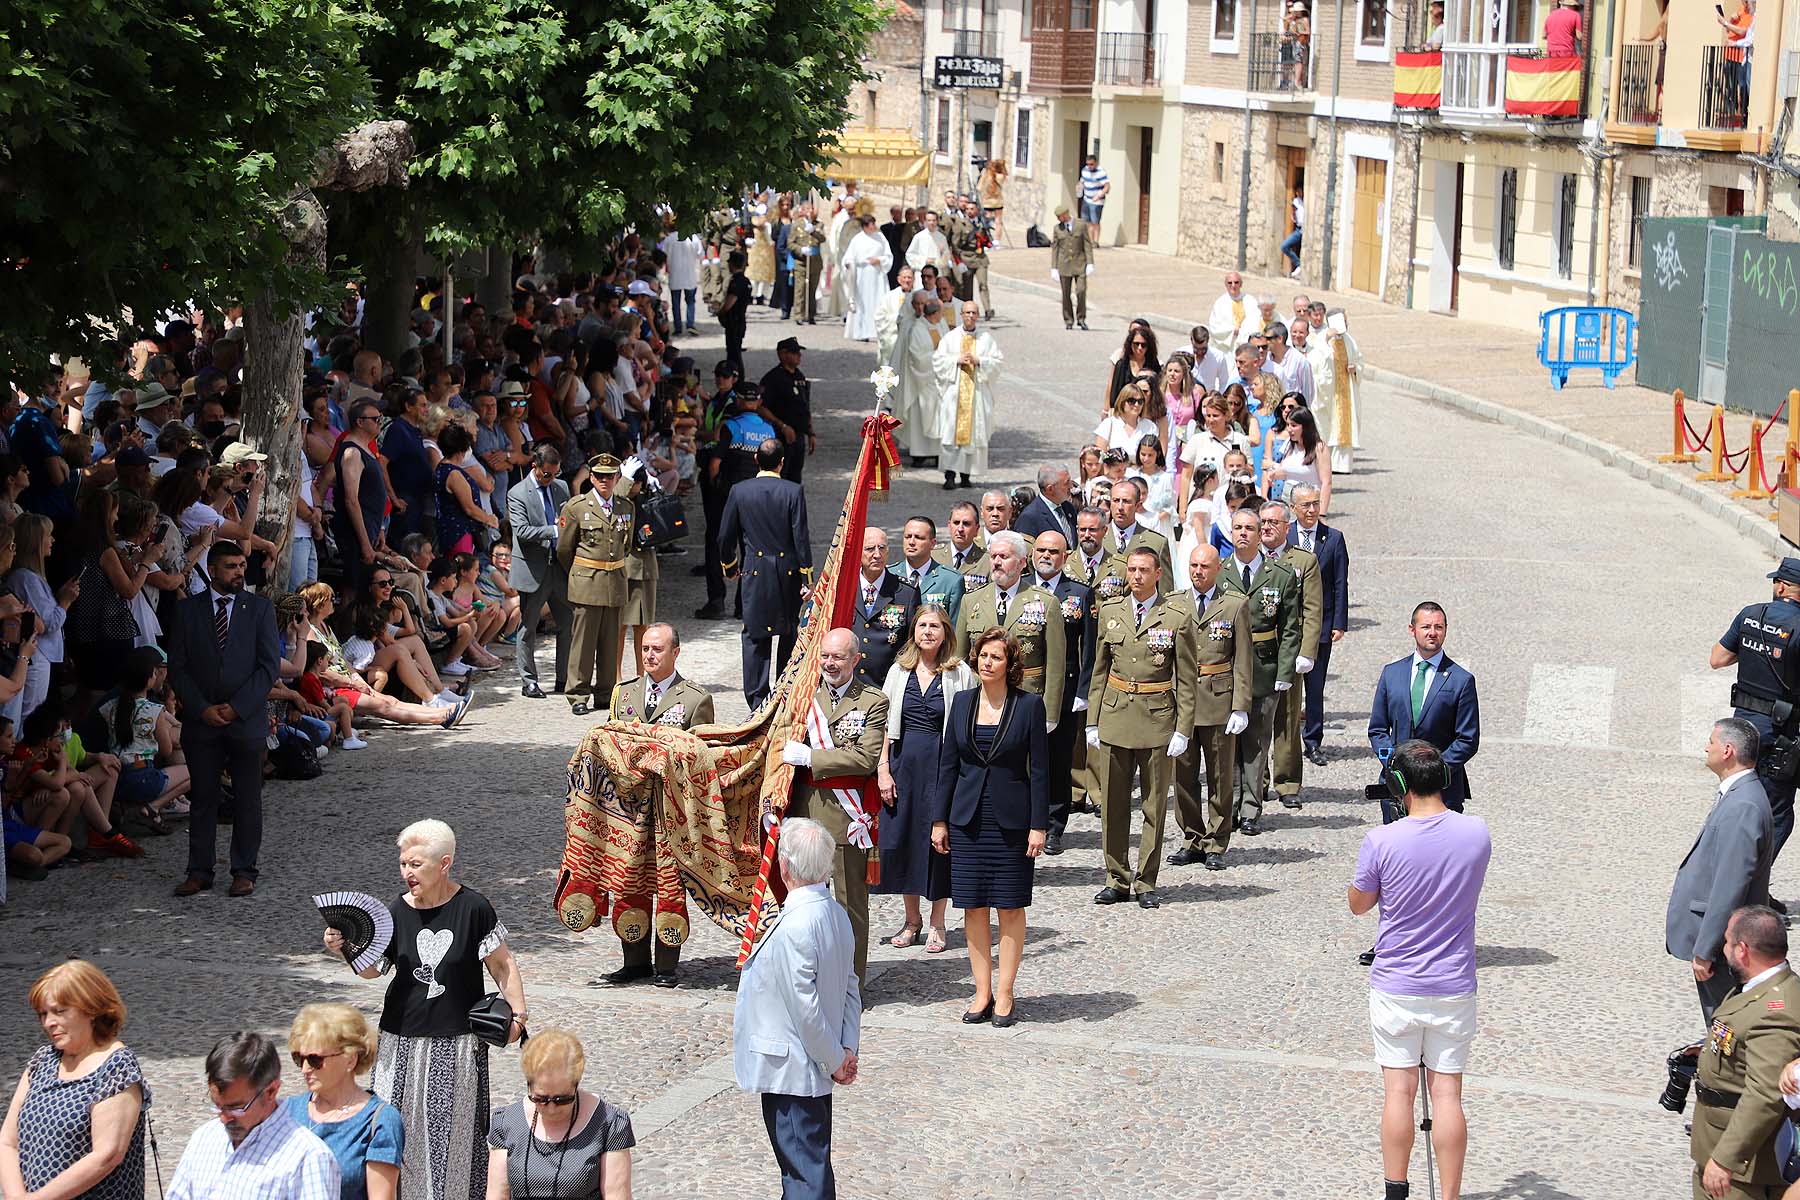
[1287,483,1348,762]
[507,444,573,699]
[1667,717,1775,1022]
[880,205,908,286]
[848,527,919,688]
[720,439,812,709]
[169,541,281,898]
[1367,601,1480,815]
[1013,465,1079,546]
[1030,528,1095,856]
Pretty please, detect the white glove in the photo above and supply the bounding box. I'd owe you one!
[1085,726,1101,748]
[1274,680,1293,692]
[1167,732,1189,758]
[781,741,812,768]
[1225,710,1248,736]
[1050,269,1060,281]
[1296,655,1314,675]
[1084,264,1094,277]
[1046,717,1058,734]
[1072,697,1088,713]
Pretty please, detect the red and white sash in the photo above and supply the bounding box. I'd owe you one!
[805,698,877,851]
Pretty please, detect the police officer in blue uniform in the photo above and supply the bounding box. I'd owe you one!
[1715,557,1800,863]
[719,438,811,710]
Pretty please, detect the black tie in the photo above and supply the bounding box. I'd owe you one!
[645,683,660,718]
[997,591,1009,623]
[215,596,231,649]
[1134,599,1146,628]
[954,549,966,570]
[909,569,921,589]
[1241,562,1252,589]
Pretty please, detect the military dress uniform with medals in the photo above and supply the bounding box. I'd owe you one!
[1087,590,1197,898]
[1690,963,1800,1199]
[1101,523,1174,596]
[850,573,920,689]
[1270,541,1322,806]
[1073,551,1127,815]
[1043,571,1096,842]
[1721,559,1800,855]
[557,455,635,715]
[603,672,715,984]
[956,579,1067,724]
[889,558,965,625]
[1219,554,1302,829]
[792,677,890,986]
[1169,586,1255,859]
[932,541,991,598]
[789,219,828,324]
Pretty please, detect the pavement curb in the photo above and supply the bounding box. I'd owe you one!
[989,271,1790,558]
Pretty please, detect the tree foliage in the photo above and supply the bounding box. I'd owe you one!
[0,0,368,380]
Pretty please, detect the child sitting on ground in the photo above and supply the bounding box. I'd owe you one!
[298,641,365,750]
[12,705,141,859]
[1,716,71,882]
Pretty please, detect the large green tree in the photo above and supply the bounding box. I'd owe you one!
[0,0,368,381]
[335,0,883,355]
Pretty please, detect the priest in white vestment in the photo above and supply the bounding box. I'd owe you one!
[1303,304,1363,473]
[905,210,953,275]
[895,294,944,465]
[825,200,854,318]
[842,215,893,343]
[876,264,916,365]
[931,300,1002,489]
[1206,280,1259,354]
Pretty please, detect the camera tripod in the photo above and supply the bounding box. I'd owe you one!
[1417,1062,1438,1200]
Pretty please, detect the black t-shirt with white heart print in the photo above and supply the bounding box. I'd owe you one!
[379,887,508,1037]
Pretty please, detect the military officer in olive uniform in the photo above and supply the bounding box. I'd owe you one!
[849,527,920,689]
[788,205,828,325]
[621,460,661,676]
[600,622,715,989]
[956,198,993,317]
[1086,547,1197,909]
[1051,205,1094,330]
[1689,904,1800,1200]
[942,202,973,301]
[1219,506,1302,836]
[701,206,738,312]
[781,627,889,987]
[558,454,635,716]
[932,500,990,591]
[718,439,811,710]
[1263,501,1322,809]
[956,530,1067,720]
[1101,480,1173,595]
[1168,543,1254,871]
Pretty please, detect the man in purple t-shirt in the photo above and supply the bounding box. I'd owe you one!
[1349,739,1491,1200]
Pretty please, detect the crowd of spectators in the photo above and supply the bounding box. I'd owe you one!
[0,236,702,899]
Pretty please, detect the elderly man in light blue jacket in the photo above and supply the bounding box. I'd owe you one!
[733,817,863,1200]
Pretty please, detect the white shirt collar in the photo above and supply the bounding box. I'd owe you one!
[1234,551,1263,575]
[825,677,853,704]
[1114,522,1136,542]
[1744,962,1789,992]
[208,587,235,611]
[1718,767,1757,797]
[1412,650,1446,673]
[995,578,1019,604]
[788,881,831,902]
[860,571,883,592]
[1036,570,1064,590]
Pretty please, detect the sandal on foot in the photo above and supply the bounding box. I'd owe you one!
[888,923,923,948]
[924,925,948,953]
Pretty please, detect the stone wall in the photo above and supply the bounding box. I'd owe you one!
[1176,106,1283,273]
[1382,127,1419,306]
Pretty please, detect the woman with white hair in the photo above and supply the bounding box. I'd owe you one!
[323,818,526,1200]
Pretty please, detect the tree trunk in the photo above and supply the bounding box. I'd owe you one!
[361,194,420,363]
[241,120,413,591]
[479,243,514,312]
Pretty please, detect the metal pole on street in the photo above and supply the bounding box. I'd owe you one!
[1237,0,1260,270]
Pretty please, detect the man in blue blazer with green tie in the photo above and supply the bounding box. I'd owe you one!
[1367,601,1480,815]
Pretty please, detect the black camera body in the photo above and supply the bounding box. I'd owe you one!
[1661,1041,1704,1113]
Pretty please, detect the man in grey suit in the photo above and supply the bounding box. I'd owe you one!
[507,444,574,699]
[733,817,861,1200]
[169,541,281,898]
[1667,717,1776,1023]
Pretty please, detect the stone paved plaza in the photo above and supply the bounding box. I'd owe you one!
[0,277,1764,1198]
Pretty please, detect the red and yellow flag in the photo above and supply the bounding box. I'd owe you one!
[1394,51,1443,109]
[1504,55,1582,117]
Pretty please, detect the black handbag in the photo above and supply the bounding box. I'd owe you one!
[468,992,526,1047]
[634,488,689,549]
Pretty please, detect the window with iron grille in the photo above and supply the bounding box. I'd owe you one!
[936,98,952,152]
[1214,0,1237,40]
[1015,107,1032,170]
[1628,176,1651,268]
[1554,173,1577,279]
[1496,167,1518,271]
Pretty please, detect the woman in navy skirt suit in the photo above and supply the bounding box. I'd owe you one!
[931,628,1049,1028]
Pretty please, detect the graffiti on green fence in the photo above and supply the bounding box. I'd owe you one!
[1742,245,1800,315]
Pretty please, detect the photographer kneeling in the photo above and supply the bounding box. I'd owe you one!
[1348,739,1491,1200]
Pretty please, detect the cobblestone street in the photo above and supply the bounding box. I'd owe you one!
[0,277,1761,1198]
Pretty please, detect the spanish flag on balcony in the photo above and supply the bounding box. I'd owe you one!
[1394,51,1442,109]
[1504,55,1583,117]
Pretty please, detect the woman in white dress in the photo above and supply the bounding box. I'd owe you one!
[1092,384,1158,459]
[1133,436,1178,542]
[1264,405,1331,512]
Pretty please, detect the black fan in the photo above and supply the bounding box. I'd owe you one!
[312,891,393,974]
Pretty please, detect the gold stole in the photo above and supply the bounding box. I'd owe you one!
[953,333,977,446]
[1332,334,1352,443]
[1231,299,1245,328]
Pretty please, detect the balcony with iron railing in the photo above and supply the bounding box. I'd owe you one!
[1698,43,1751,131]
[1096,31,1164,87]
[949,27,1001,57]
[1028,0,1097,95]
[1440,42,1536,118]
[1247,30,1316,96]
[1611,40,1661,132]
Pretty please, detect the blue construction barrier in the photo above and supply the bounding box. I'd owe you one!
[1538,306,1637,390]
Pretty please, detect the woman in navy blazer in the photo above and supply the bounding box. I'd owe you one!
[931,628,1049,1027]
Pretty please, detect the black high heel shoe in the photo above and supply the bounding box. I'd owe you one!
[961,1000,994,1024]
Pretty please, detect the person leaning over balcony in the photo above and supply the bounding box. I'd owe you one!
[1543,0,1582,57]
[1425,0,1445,47]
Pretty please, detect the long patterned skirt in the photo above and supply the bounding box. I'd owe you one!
[373,1032,489,1200]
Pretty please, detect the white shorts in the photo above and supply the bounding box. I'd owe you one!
[1369,989,1477,1073]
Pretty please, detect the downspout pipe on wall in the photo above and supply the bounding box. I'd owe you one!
[1237,0,1260,270]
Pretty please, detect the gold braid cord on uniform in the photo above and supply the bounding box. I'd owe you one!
[555,413,905,965]
[953,333,977,446]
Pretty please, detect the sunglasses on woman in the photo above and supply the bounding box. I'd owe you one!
[291,1051,343,1070]
[528,1093,577,1107]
